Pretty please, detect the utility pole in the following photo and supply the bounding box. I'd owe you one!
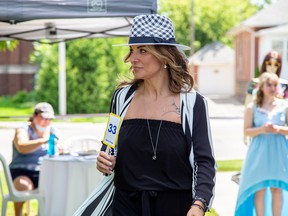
[189,0,195,77]
[190,0,195,56]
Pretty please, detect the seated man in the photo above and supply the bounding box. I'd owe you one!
[9,102,61,216]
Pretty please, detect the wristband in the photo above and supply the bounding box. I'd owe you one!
[193,196,208,212]
[191,203,205,215]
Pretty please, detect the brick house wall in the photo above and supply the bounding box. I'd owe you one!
[0,41,37,95]
[234,31,252,98]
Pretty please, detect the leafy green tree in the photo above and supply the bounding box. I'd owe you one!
[0,41,18,51]
[65,38,130,113]
[159,0,259,51]
[194,0,259,48]
[31,43,59,110]
[31,37,130,114]
[159,1,191,52]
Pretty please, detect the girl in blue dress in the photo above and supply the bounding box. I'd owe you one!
[235,72,288,216]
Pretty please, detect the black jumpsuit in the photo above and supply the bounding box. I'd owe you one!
[113,119,193,216]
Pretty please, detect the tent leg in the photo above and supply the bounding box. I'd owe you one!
[58,41,66,115]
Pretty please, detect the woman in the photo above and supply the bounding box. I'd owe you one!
[245,51,288,105]
[96,14,216,216]
[235,72,288,215]
[9,102,61,216]
[241,51,287,147]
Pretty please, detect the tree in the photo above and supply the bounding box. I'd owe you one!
[31,37,130,114]
[159,0,259,51]
[195,0,259,48]
[0,41,18,51]
[159,0,191,53]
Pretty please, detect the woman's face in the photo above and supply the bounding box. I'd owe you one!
[261,79,278,97]
[265,58,280,74]
[34,114,51,128]
[129,45,163,80]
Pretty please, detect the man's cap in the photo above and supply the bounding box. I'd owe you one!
[34,102,55,119]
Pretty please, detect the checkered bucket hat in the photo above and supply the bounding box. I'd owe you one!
[114,14,190,50]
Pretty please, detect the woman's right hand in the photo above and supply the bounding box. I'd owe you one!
[262,122,274,133]
[96,151,116,175]
[39,137,49,144]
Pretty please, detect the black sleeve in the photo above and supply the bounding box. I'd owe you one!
[101,88,122,152]
[192,93,216,209]
[101,86,134,153]
[109,88,122,114]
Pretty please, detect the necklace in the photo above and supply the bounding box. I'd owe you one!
[147,119,163,160]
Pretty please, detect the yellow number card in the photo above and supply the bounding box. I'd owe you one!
[102,113,122,148]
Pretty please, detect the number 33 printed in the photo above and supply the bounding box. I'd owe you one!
[108,123,117,134]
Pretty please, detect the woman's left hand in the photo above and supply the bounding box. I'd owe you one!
[272,125,281,134]
[186,205,205,216]
[96,151,116,174]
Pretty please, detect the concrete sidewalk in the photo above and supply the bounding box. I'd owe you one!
[204,95,244,215]
[213,172,239,216]
[205,94,244,119]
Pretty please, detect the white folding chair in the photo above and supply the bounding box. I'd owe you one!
[0,153,44,216]
[65,136,102,156]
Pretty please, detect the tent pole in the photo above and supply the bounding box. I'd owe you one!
[58,41,66,115]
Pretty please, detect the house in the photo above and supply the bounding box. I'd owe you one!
[228,0,288,99]
[0,41,36,95]
[188,41,235,96]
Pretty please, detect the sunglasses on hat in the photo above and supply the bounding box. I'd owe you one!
[265,60,281,68]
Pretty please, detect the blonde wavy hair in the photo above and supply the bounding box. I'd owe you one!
[118,45,194,93]
[256,72,279,107]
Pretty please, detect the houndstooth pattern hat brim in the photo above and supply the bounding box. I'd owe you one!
[113,14,190,51]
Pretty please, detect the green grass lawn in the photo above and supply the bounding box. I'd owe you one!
[67,116,108,123]
[0,107,34,117]
[0,95,108,123]
[217,159,243,172]
[0,96,35,123]
[0,102,109,123]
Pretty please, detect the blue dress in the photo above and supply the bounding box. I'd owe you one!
[235,101,288,216]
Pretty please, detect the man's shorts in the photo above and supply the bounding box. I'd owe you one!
[10,168,40,188]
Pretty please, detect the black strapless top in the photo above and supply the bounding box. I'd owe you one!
[114,119,192,191]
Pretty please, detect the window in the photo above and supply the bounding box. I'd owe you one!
[272,40,284,57]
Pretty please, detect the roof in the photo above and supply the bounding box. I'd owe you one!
[229,0,288,35]
[243,0,288,28]
[189,42,234,66]
[256,23,288,36]
[0,0,157,44]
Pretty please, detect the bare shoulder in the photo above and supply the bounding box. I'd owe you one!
[245,102,254,111]
[14,127,29,141]
[15,127,27,134]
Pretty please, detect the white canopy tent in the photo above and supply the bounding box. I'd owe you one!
[0,0,157,115]
[0,0,157,43]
